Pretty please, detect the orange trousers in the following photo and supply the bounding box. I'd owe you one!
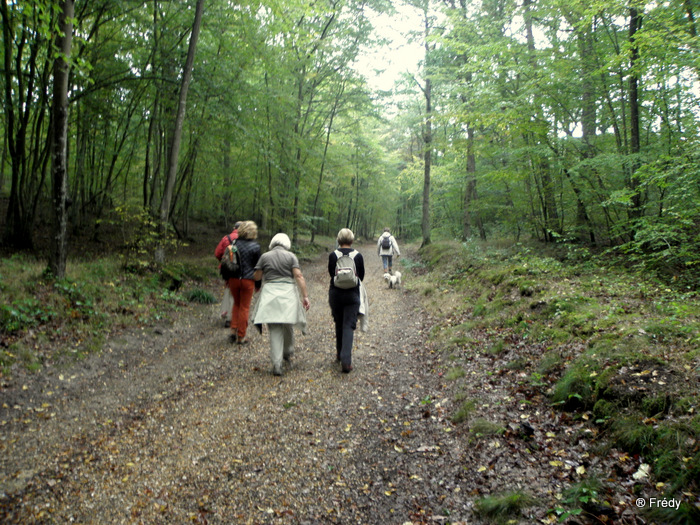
[228,278,255,340]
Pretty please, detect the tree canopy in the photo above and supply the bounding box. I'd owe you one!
[1,0,698,282]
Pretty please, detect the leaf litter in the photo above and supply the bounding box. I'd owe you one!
[0,243,676,523]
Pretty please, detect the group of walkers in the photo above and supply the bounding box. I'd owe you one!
[214,223,401,376]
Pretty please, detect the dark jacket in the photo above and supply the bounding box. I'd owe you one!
[233,239,261,280]
[328,248,365,289]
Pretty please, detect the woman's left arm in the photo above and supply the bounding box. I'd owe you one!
[356,253,365,282]
[293,268,310,310]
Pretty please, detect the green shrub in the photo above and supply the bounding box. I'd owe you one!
[551,365,596,409]
[470,418,505,436]
[641,395,671,417]
[610,417,656,455]
[474,491,535,522]
[186,288,216,304]
[0,298,55,334]
[537,351,563,375]
[554,478,603,521]
[452,399,477,424]
[593,399,616,421]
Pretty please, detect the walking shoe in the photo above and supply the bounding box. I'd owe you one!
[238,337,248,345]
[272,364,283,376]
[341,364,353,373]
[228,334,237,344]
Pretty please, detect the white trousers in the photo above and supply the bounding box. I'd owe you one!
[268,323,294,368]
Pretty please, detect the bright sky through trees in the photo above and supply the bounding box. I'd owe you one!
[354,5,423,93]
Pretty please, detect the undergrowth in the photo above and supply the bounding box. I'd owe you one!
[0,253,215,375]
[408,239,700,510]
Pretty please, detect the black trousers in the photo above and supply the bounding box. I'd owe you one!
[328,286,360,368]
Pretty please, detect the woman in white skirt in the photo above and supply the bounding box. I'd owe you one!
[252,233,310,376]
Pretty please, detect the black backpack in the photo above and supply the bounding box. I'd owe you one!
[220,235,241,279]
[381,235,392,249]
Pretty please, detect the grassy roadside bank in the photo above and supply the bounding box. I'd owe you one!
[0,235,331,378]
[406,240,700,523]
[0,253,215,375]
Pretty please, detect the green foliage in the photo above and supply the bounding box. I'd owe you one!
[609,145,700,287]
[185,288,216,304]
[474,491,535,523]
[452,398,477,424]
[0,245,211,373]
[553,478,602,521]
[106,205,181,272]
[603,415,700,496]
[470,418,505,437]
[551,365,597,409]
[644,503,700,525]
[415,237,700,510]
[0,298,55,334]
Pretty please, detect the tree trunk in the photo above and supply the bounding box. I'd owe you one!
[684,0,697,37]
[576,20,597,244]
[420,7,432,248]
[462,123,478,240]
[627,7,643,222]
[524,0,558,242]
[49,0,74,278]
[155,0,204,265]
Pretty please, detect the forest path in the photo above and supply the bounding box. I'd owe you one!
[2,242,471,523]
[0,242,638,524]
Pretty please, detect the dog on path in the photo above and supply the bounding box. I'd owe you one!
[383,271,402,289]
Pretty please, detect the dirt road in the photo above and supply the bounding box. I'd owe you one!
[2,243,481,524]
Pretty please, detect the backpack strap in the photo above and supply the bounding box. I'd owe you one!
[335,249,358,259]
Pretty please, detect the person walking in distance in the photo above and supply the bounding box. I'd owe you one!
[377,227,400,274]
[328,228,365,373]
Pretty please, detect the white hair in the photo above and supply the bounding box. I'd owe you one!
[269,233,291,251]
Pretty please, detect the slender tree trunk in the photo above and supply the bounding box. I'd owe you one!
[627,7,643,222]
[684,0,697,37]
[155,0,204,264]
[49,0,74,278]
[143,98,157,208]
[420,7,432,248]
[524,0,558,242]
[311,82,344,243]
[462,123,478,240]
[576,20,597,244]
[0,132,6,195]
[2,3,38,249]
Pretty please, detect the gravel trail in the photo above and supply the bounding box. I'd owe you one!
[1,244,470,524]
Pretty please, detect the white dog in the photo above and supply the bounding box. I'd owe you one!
[383,271,402,289]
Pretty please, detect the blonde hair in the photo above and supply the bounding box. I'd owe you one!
[237,220,258,240]
[337,228,354,245]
